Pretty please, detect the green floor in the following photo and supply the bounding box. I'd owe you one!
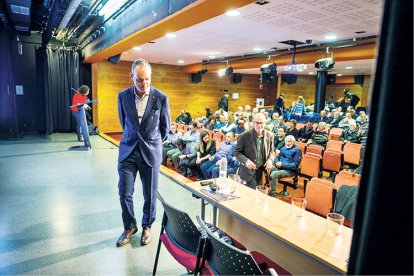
[0,133,212,275]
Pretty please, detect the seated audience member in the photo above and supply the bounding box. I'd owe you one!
[349,108,358,119]
[269,135,302,197]
[286,119,299,140]
[182,112,192,125]
[297,121,314,143]
[204,115,217,131]
[234,113,275,189]
[211,148,240,178]
[235,112,244,124]
[266,112,279,131]
[272,115,285,133]
[191,131,217,178]
[183,122,200,143]
[336,106,344,117]
[177,141,199,177]
[200,132,236,180]
[233,120,246,137]
[243,113,253,131]
[316,110,332,124]
[175,110,186,124]
[167,121,200,163]
[286,101,297,114]
[214,115,228,131]
[274,126,287,156]
[338,112,352,129]
[306,122,329,148]
[340,120,362,144]
[356,111,369,128]
[221,115,236,134]
[161,123,182,166]
[234,106,244,120]
[329,111,342,128]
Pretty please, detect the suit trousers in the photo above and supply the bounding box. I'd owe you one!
[246,166,266,189]
[118,145,159,230]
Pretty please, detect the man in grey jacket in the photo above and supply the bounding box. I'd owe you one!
[234,113,275,189]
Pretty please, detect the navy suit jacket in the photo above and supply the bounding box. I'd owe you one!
[118,86,171,166]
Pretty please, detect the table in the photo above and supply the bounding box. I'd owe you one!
[178,178,352,275]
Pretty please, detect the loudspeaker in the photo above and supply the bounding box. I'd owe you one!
[232,73,243,83]
[191,73,202,83]
[282,74,297,84]
[327,74,336,84]
[355,75,364,84]
[107,54,121,64]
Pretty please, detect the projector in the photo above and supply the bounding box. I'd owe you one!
[260,63,277,73]
[314,57,335,70]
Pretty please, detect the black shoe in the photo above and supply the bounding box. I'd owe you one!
[116,226,138,247]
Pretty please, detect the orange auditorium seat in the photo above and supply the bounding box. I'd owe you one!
[305,178,336,217]
[329,128,343,141]
[343,143,362,166]
[326,140,344,151]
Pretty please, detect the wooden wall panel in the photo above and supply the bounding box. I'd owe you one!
[93,61,275,133]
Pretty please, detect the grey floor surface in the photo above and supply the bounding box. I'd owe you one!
[0,133,213,275]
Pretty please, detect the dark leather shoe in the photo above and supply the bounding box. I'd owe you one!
[141,228,152,246]
[116,226,138,247]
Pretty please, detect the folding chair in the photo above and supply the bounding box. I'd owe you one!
[322,148,343,176]
[153,192,205,275]
[326,140,344,151]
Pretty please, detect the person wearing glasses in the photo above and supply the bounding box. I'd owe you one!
[234,113,275,189]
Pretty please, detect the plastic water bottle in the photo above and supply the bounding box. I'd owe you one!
[218,157,227,190]
[219,157,227,178]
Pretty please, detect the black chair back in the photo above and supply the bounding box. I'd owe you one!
[158,192,202,253]
[196,216,263,275]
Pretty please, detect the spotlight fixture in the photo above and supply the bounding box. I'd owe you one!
[314,47,335,70]
[260,63,277,73]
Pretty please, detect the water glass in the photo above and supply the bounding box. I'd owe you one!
[291,198,307,217]
[326,213,345,236]
[255,185,268,203]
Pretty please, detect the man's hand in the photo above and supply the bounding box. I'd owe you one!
[209,156,214,161]
[265,159,273,170]
[196,157,201,164]
[178,155,186,159]
[275,161,282,168]
[245,159,257,170]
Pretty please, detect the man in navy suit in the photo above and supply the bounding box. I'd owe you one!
[116,58,171,247]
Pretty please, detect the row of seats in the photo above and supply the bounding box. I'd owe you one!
[305,171,360,219]
[153,192,289,275]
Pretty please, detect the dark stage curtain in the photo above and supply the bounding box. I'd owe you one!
[37,47,80,135]
[347,0,412,274]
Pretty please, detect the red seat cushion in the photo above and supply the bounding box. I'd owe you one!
[251,251,292,275]
[160,233,199,271]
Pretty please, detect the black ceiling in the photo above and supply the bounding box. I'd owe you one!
[0,0,104,46]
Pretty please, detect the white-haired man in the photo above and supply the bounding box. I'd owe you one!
[269,135,302,197]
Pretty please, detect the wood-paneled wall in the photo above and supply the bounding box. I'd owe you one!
[93,61,275,133]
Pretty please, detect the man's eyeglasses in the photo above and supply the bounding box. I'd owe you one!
[254,121,266,125]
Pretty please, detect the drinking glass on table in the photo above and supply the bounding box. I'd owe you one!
[255,185,268,203]
[326,213,345,236]
[291,197,307,217]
